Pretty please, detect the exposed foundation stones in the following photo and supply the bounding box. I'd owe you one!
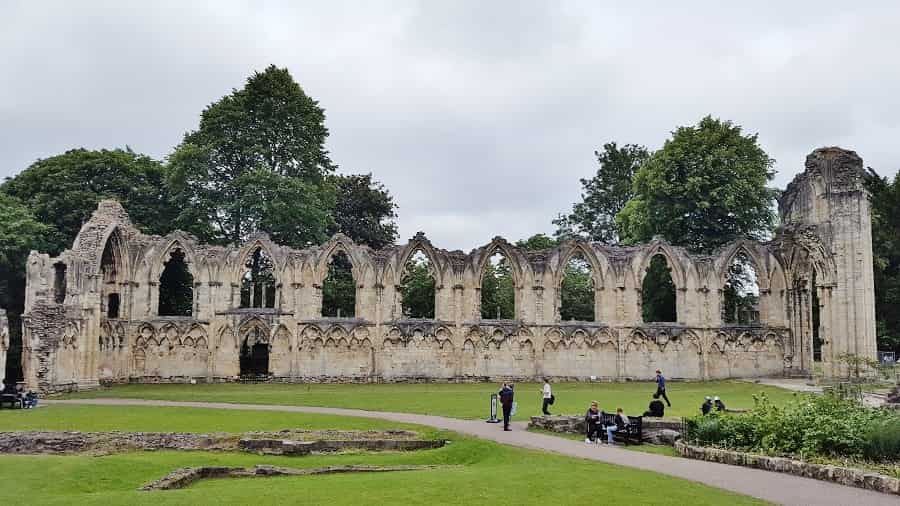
[0,430,441,456]
[140,464,441,491]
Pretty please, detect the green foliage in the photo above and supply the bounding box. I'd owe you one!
[239,248,276,309]
[2,148,176,256]
[515,233,558,251]
[642,255,676,322]
[722,254,760,324]
[322,251,355,317]
[480,253,515,319]
[560,254,594,321]
[399,252,435,318]
[865,169,900,354]
[834,353,880,379]
[331,173,398,249]
[157,250,193,316]
[684,392,900,464]
[554,142,649,243]
[167,65,337,247]
[616,116,778,254]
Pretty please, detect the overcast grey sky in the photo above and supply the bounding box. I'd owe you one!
[2,1,898,251]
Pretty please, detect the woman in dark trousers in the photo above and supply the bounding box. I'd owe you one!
[498,383,514,431]
[584,401,601,443]
[655,369,671,407]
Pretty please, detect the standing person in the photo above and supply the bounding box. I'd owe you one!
[541,378,553,415]
[655,369,671,407]
[584,401,601,443]
[498,383,514,431]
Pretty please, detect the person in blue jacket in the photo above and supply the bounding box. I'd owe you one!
[655,369,671,407]
[498,383,515,431]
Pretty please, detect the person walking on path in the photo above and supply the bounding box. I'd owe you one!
[655,370,671,407]
[498,383,515,431]
[541,378,553,415]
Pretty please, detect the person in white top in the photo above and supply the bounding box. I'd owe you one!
[541,378,552,415]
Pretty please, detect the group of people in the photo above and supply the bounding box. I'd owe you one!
[1,381,38,409]
[584,401,630,444]
[701,396,726,414]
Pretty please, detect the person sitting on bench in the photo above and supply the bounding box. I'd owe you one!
[606,407,629,444]
[714,396,726,412]
[701,396,713,415]
[584,401,602,444]
[643,393,665,417]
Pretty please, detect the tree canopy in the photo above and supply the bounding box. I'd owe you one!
[616,116,778,253]
[554,142,649,243]
[865,169,900,353]
[167,65,337,247]
[331,173,398,250]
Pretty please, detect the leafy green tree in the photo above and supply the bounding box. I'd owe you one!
[2,148,176,255]
[865,169,900,354]
[515,233,558,251]
[157,250,194,316]
[617,117,778,253]
[560,254,594,321]
[481,254,515,320]
[167,65,336,247]
[321,252,355,317]
[0,194,49,381]
[642,255,677,322]
[399,252,435,318]
[331,173,398,249]
[722,253,760,325]
[554,142,649,243]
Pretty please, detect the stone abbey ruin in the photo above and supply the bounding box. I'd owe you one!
[8,147,877,392]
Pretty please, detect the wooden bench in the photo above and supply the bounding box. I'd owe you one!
[0,393,22,409]
[600,412,643,445]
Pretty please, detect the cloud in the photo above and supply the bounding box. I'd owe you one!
[2,1,898,250]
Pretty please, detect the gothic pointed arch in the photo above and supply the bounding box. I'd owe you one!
[238,244,278,309]
[477,239,520,320]
[157,240,195,316]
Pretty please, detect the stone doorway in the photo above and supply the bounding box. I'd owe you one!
[239,325,270,378]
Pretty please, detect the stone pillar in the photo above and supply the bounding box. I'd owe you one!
[778,147,878,378]
[0,309,8,386]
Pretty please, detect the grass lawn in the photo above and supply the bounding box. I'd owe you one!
[0,405,765,505]
[60,380,800,421]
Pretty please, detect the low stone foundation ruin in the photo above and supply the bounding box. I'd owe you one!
[0,429,441,456]
[140,464,440,491]
[9,147,878,392]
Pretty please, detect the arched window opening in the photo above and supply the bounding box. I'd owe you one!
[239,327,269,377]
[642,254,676,323]
[723,252,760,324]
[53,262,67,304]
[321,250,355,317]
[560,252,595,321]
[240,248,276,309]
[158,249,194,316]
[400,250,435,318]
[107,293,120,319]
[481,250,515,320]
[100,231,123,319]
[811,269,822,362]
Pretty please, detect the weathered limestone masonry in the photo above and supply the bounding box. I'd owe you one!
[10,147,877,392]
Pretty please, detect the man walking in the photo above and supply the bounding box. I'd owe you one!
[541,378,552,415]
[499,383,515,431]
[655,369,671,407]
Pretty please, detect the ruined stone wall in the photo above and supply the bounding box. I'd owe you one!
[17,148,877,391]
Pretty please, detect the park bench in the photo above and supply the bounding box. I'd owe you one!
[600,412,643,445]
[0,393,22,409]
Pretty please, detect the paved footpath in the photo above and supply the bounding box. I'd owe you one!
[46,399,896,506]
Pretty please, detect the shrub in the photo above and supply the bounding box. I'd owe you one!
[863,418,900,462]
[684,392,900,464]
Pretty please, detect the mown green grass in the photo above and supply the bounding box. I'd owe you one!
[61,380,798,420]
[0,405,766,505]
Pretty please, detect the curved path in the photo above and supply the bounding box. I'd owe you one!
[45,399,895,506]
